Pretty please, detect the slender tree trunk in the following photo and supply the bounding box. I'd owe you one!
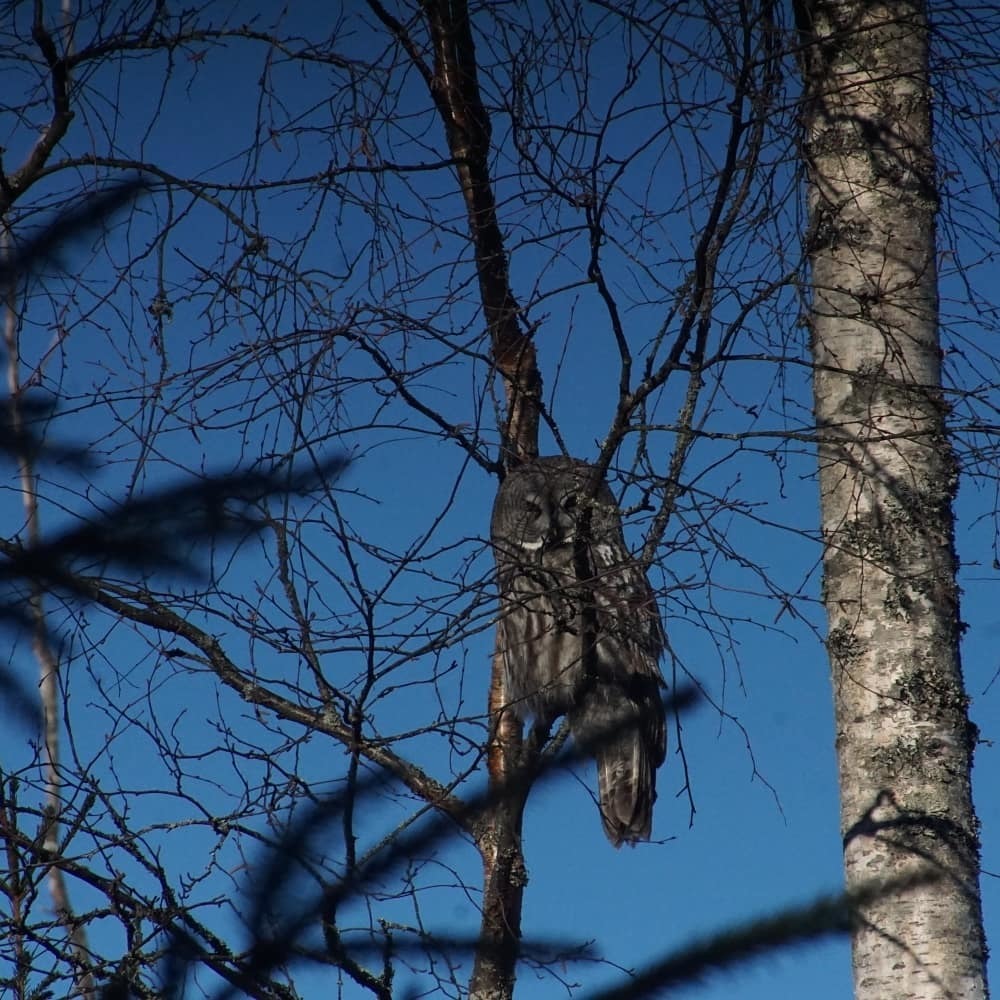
[365,3,542,996]
[795,3,988,998]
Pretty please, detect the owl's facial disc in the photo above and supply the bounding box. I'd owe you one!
[513,486,584,552]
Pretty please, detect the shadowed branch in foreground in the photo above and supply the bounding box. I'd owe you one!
[1,179,346,732]
[0,175,149,285]
[138,690,939,1000]
[0,454,347,725]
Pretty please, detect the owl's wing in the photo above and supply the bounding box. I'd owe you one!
[588,535,666,666]
[585,531,667,768]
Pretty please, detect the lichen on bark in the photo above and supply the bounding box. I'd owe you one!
[795,1,988,997]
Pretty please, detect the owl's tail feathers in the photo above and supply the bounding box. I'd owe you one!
[572,695,663,848]
[594,729,657,847]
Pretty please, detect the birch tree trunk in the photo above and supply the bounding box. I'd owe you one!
[795,3,988,998]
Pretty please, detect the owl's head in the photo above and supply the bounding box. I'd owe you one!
[490,456,618,555]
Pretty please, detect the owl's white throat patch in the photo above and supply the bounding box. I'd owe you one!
[519,538,545,551]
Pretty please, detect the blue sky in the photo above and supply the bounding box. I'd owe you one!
[2,2,998,998]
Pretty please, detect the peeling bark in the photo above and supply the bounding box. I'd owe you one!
[795,2,988,997]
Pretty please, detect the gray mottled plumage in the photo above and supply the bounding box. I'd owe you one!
[490,456,666,846]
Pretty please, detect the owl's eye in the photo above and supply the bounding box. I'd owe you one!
[561,493,578,512]
[523,500,543,520]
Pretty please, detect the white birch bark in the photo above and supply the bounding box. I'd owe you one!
[795,2,988,997]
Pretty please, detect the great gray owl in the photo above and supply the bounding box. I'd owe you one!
[491,456,666,846]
